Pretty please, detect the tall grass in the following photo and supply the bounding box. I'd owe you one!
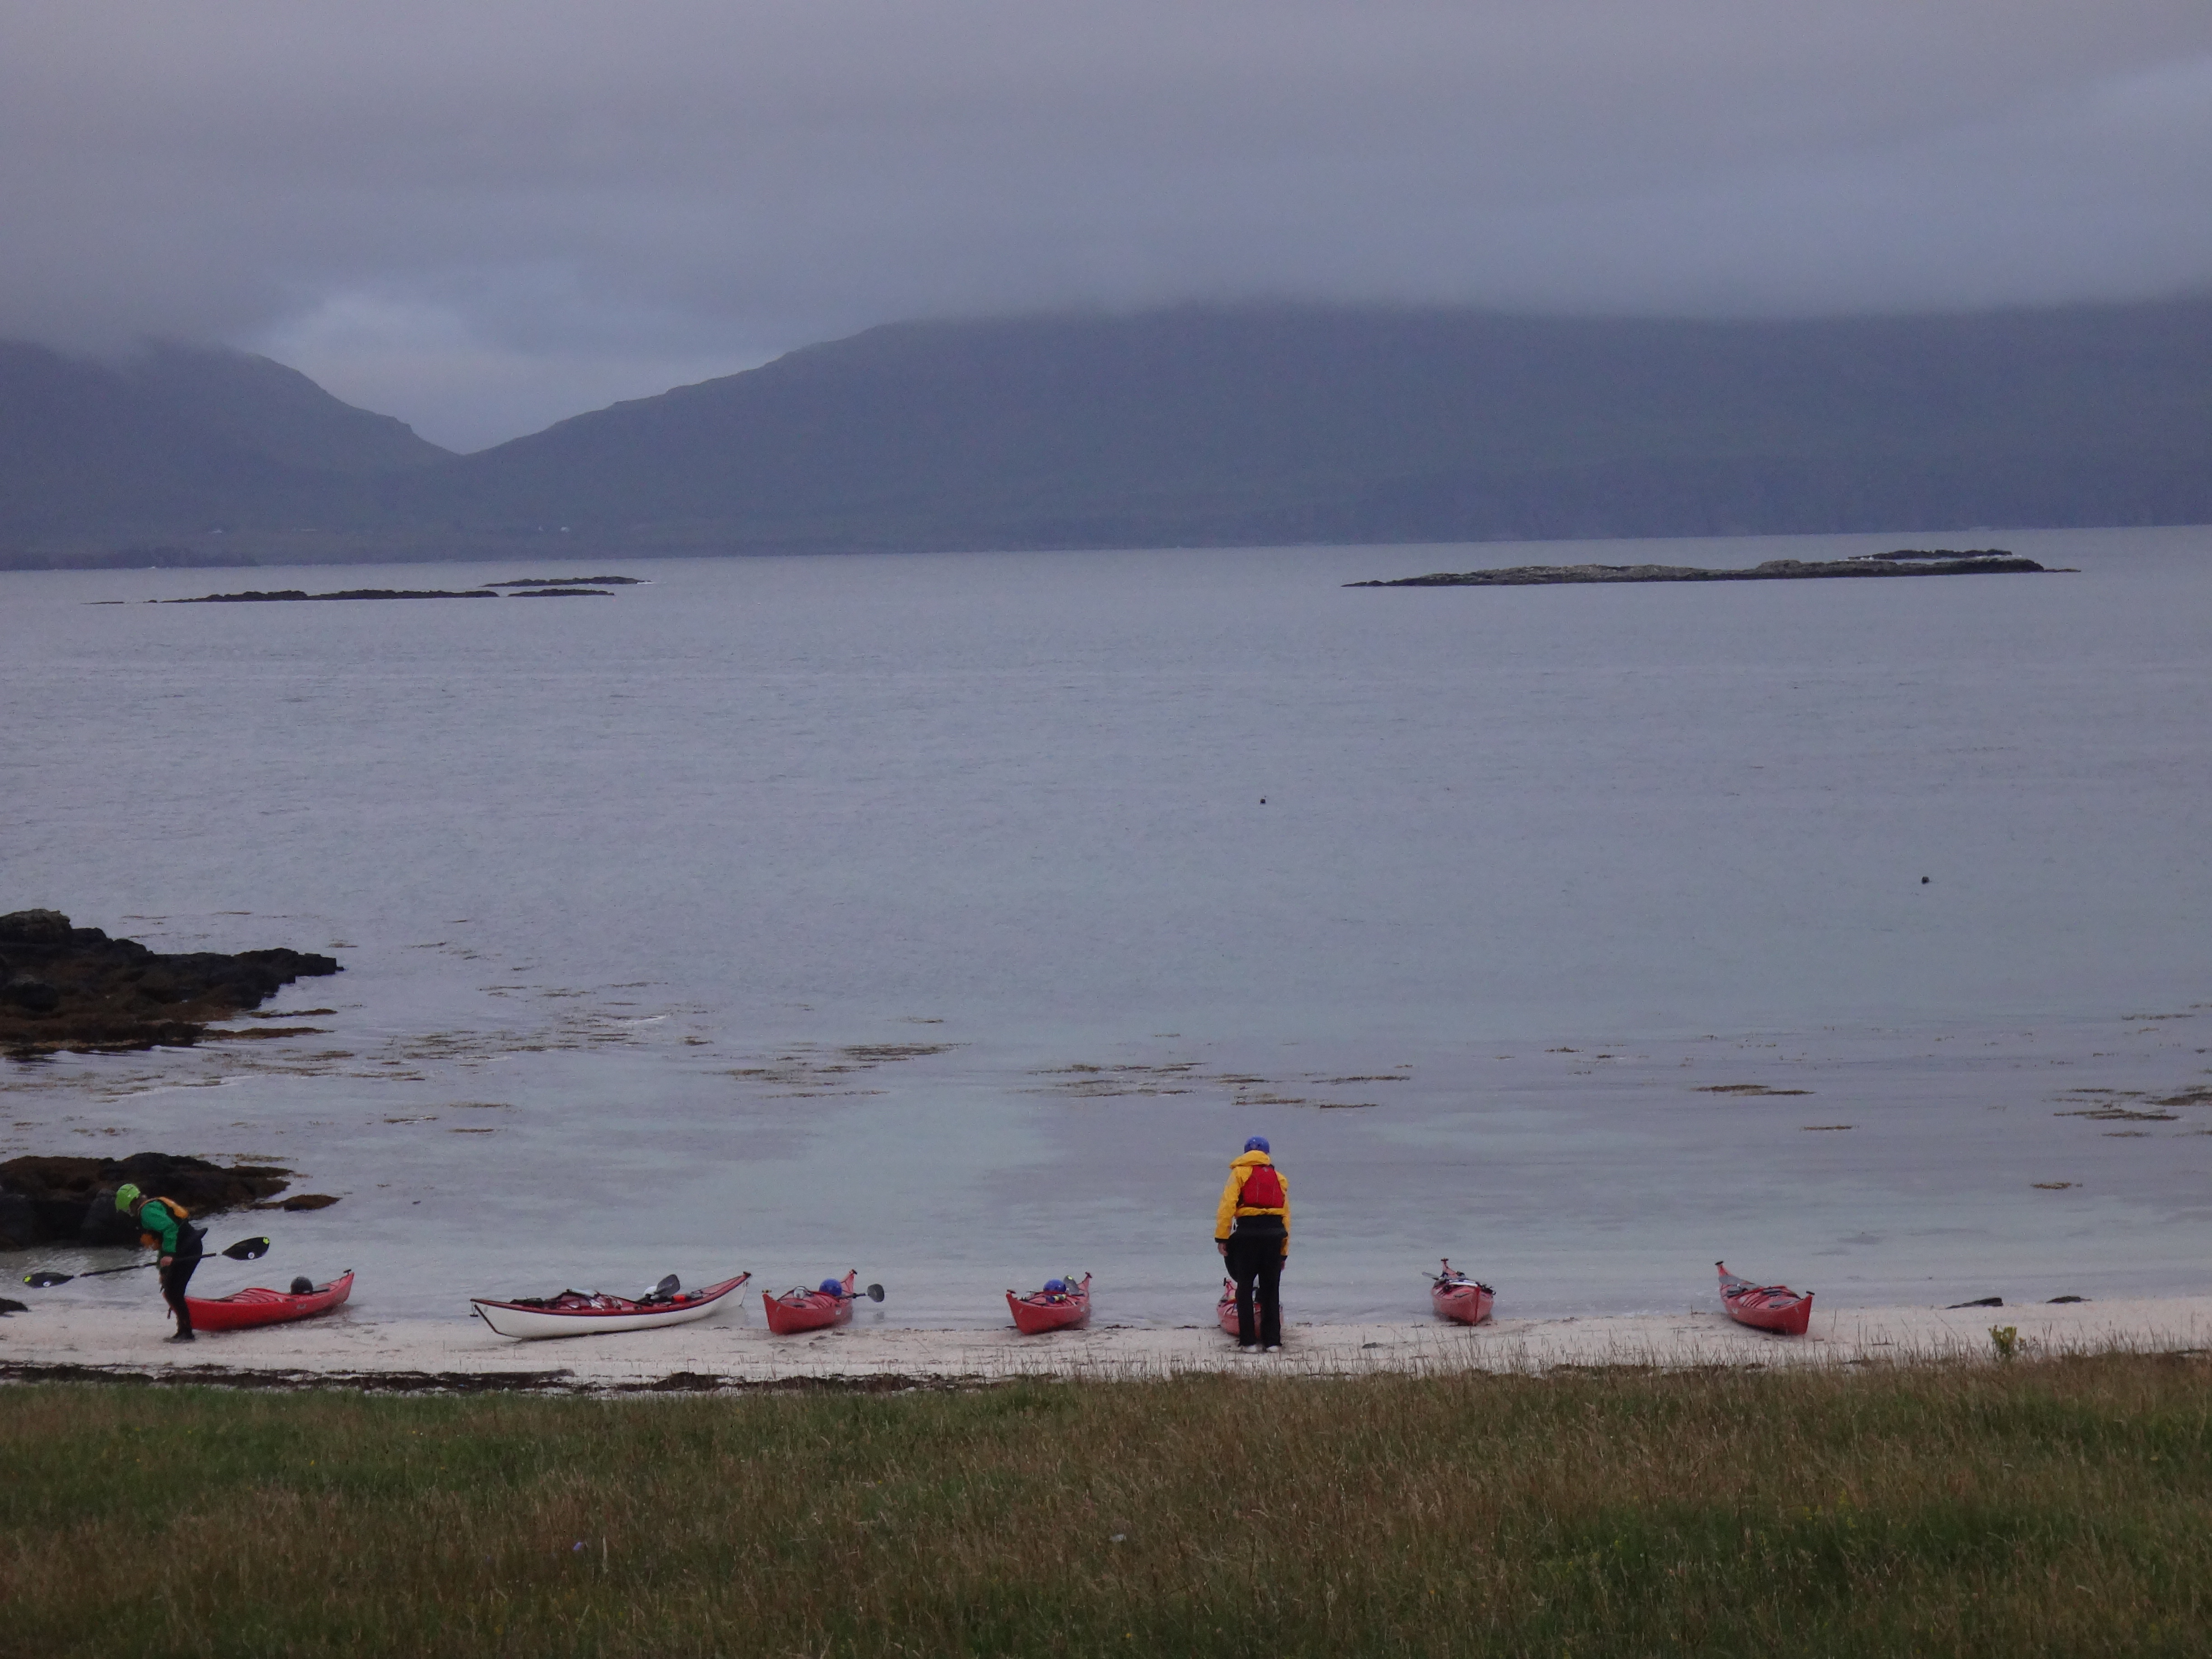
[2,1354,2207,1656]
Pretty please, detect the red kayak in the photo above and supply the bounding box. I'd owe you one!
[1007,1274,1091,1334]
[185,1270,354,1333]
[761,1270,860,1335]
[1216,1276,1276,1336]
[1429,1260,1495,1326]
[1717,1261,1813,1336]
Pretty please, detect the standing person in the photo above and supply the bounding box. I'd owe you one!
[1214,1135,1289,1352]
[113,1182,205,1343]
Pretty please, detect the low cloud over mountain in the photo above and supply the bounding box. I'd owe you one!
[4,4,2210,448]
[6,301,2208,565]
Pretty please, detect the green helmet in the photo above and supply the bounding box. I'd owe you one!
[113,1182,142,1213]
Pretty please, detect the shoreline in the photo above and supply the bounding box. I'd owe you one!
[6,1294,2207,1393]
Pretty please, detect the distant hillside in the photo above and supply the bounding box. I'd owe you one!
[0,341,447,561]
[119,343,449,478]
[420,301,2211,551]
[5,301,2209,564]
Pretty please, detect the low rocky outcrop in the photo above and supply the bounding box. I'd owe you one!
[0,909,340,1056]
[483,576,642,587]
[163,587,501,602]
[160,581,625,602]
[0,1153,299,1250]
[1859,548,2017,561]
[1349,552,2053,586]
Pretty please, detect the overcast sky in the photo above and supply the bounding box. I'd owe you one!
[5,2,2210,450]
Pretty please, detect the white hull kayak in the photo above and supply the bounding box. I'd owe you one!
[470,1273,749,1340]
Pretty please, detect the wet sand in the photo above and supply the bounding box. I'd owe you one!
[5,1296,2207,1393]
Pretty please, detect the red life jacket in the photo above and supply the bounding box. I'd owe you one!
[1238,1163,1285,1209]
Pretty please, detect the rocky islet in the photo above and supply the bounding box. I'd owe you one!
[1348,548,2055,586]
[0,1151,338,1252]
[0,907,341,1056]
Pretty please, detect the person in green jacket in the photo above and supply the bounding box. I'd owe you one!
[114,1182,204,1342]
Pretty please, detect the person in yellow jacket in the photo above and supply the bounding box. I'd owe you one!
[1214,1135,1289,1351]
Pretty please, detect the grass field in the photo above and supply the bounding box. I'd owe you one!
[2,1354,2208,1657]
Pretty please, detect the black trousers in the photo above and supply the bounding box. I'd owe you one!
[1226,1229,1285,1347]
[159,1253,200,1334]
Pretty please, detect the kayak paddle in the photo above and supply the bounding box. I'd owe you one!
[865,1283,885,1302]
[22,1236,272,1289]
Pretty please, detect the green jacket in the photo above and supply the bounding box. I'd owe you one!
[137,1199,187,1256]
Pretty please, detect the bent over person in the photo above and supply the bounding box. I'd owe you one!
[1214,1135,1290,1351]
[113,1182,205,1342]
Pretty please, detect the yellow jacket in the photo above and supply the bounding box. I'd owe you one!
[1214,1152,1289,1244]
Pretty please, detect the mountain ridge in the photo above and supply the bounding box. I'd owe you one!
[0,339,450,558]
[5,300,2208,565]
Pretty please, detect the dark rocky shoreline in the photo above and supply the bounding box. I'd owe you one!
[1349,549,2057,587]
[0,1153,332,1251]
[0,908,340,1057]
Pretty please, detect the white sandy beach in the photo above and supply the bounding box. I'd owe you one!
[5,1296,2207,1392]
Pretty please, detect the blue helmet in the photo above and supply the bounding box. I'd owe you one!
[1244,1135,1270,1153]
[1044,1278,1068,1293]
[819,1278,844,1295]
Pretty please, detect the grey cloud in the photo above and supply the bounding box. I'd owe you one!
[4,1,2209,449]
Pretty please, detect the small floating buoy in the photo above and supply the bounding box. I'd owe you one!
[1921,876,1930,884]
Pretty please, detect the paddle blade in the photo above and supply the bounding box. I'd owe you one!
[221,1237,272,1261]
[23,1271,72,1289]
[865,1283,885,1302]
[650,1274,680,1299]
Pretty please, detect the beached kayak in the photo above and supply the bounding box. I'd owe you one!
[1216,1276,1275,1336]
[1717,1261,1813,1336]
[1429,1260,1495,1326]
[185,1270,354,1332]
[1007,1273,1091,1334]
[470,1273,749,1340]
[761,1270,859,1335]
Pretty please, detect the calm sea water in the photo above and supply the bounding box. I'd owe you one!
[5,527,2210,1327]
